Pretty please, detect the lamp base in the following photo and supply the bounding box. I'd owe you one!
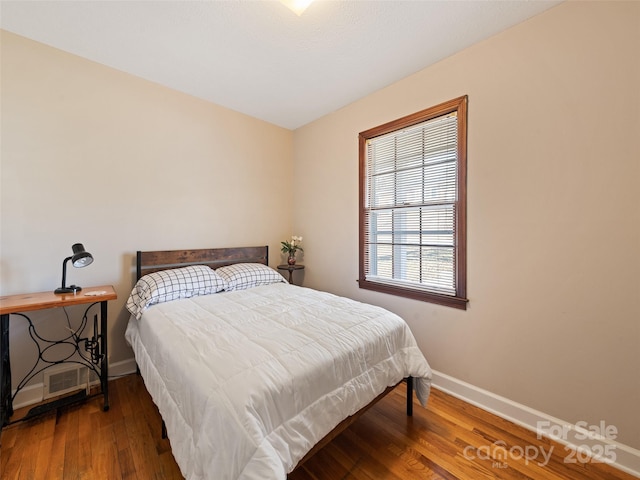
[54,285,82,294]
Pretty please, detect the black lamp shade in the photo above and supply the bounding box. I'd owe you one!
[54,243,94,294]
[71,243,93,268]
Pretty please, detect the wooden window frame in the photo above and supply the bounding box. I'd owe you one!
[358,96,468,310]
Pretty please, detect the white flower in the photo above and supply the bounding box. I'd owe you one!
[281,235,304,254]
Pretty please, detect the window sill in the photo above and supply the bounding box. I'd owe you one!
[358,279,468,310]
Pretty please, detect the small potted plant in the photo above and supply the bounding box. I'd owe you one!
[281,236,303,265]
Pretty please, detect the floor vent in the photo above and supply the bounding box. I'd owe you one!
[43,366,90,400]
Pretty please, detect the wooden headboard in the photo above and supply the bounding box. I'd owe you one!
[136,246,269,280]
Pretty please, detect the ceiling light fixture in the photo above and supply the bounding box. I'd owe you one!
[280,0,314,16]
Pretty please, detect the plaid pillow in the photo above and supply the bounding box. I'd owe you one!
[216,263,287,291]
[126,265,227,319]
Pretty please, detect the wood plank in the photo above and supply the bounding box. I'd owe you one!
[137,246,269,278]
[0,285,117,315]
[62,404,81,480]
[32,413,56,480]
[43,410,69,480]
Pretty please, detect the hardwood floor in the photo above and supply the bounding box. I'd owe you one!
[0,374,635,480]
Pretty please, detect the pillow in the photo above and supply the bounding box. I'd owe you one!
[216,263,287,291]
[126,265,227,319]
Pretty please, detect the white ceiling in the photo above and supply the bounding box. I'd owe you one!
[0,0,561,129]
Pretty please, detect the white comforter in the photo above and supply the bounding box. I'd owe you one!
[125,283,432,480]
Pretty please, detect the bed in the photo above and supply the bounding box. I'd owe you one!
[124,246,432,480]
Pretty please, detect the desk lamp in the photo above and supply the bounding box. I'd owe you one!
[54,243,94,294]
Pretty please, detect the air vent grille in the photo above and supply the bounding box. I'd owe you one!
[43,366,90,399]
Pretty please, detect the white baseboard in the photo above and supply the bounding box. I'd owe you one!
[431,369,640,478]
[12,384,43,410]
[12,358,138,410]
[109,357,138,378]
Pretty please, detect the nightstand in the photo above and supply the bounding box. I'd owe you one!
[277,264,305,285]
[0,285,117,429]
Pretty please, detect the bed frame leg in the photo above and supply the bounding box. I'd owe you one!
[406,376,413,416]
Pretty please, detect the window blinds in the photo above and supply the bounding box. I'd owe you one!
[363,112,458,295]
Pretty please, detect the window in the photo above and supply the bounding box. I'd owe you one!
[359,96,468,309]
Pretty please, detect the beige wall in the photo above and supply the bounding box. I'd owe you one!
[293,1,640,449]
[1,31,293,382]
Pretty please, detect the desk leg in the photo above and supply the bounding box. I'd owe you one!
[100,301,109,411]
[1,313,12,428]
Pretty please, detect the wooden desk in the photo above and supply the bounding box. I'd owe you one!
[0,285,117,428]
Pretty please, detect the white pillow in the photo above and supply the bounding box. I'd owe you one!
[126,265,227,319]
[216,263,287,291]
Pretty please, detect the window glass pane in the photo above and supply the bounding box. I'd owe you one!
[422,205,454,246]
[371,172,395,208]
[372,244,392,278]
[423,162,457,203]
[392,208,421,245]
[369,138,396,175]
[421,246,455,294]
[395,168,423,205]
[367,210,393,244]
[395,130,424,170]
